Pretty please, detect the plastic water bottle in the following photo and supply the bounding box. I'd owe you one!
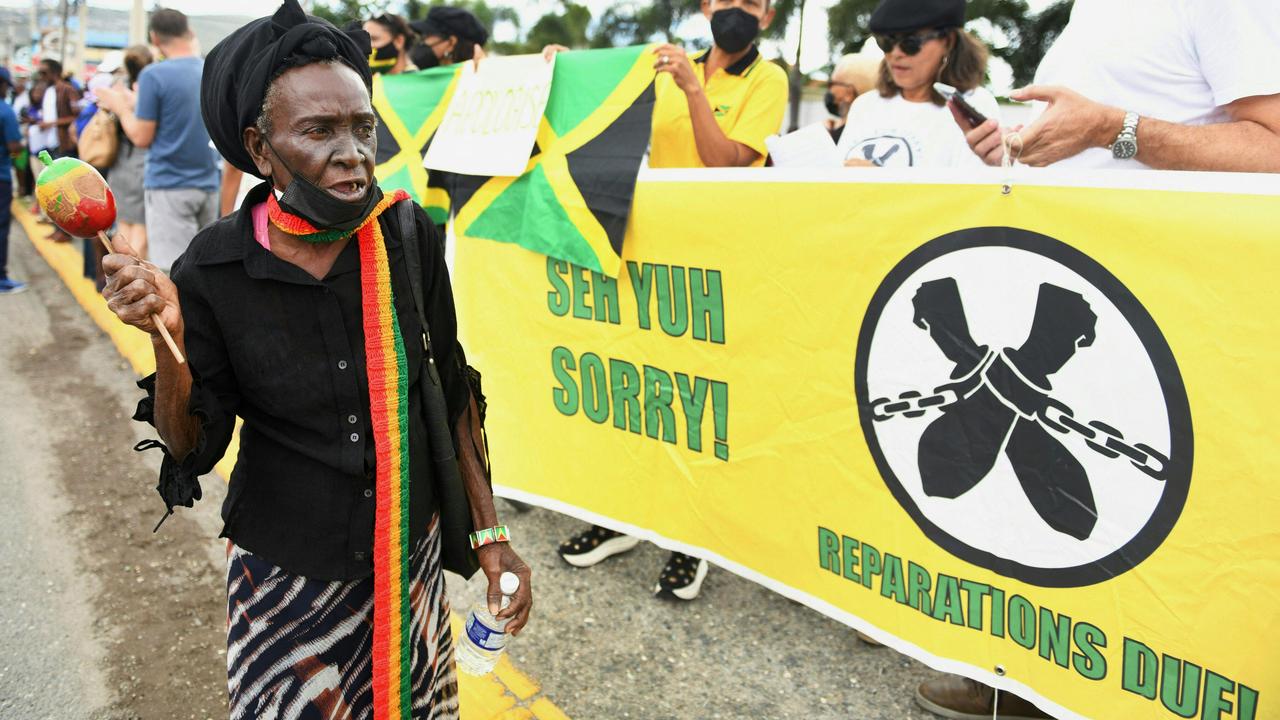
[456,571,520,675]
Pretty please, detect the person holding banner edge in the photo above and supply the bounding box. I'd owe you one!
[555,0,787,601]
[648,0,788,168]
[100,3,531,716]
[955,0,1280,171]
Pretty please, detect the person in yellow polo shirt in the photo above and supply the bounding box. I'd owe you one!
[649,0,788,168]
[556,0,787,604]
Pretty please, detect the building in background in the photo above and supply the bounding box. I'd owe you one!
[0,5,248,78]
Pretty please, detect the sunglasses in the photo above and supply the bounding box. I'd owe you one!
[875,29,948,56]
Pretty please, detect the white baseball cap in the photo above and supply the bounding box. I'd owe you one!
[96,50,125,74]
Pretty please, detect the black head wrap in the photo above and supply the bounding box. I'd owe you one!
[201,0,373,177]
[410,6,489,46]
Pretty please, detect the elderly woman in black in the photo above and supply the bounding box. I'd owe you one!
[99,2,531,718]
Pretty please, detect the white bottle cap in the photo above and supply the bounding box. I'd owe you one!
[499,572,520,596]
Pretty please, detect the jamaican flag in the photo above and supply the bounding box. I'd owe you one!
[371,46,656,275]
[372,65,463,224]
[452,45,656,276]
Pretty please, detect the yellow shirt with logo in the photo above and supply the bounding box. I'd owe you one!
[650,46,788,169]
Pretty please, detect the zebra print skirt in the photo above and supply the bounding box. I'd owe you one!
[226,514,459,720]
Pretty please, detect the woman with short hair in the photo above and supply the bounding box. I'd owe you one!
[836,0,999,168]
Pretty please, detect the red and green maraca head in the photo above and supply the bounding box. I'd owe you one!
[34,150,117,238]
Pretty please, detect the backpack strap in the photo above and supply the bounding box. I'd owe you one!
[393,200,481,577]
[396,201,439,385]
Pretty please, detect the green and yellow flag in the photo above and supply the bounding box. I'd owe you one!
[453,45,656,277]
[372,46,657,275]
[372,65,463,224]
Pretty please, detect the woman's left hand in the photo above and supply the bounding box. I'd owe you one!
[1009,85,1123,167]
[476,543,533,636]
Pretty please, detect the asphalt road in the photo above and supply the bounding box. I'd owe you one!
[0,219,951,719]
[0,276,110,718]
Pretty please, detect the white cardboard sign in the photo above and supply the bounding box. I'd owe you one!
[422,54,555,177]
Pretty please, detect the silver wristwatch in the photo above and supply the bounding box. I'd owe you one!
[1110,111,1140,160]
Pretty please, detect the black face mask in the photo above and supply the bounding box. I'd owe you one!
[824,90,841,117]
[265,137,382,234]
[368,42,399,74]
[710,8,760,54]
[409,43,440,70]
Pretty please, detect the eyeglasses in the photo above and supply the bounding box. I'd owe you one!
[874,29,948,56]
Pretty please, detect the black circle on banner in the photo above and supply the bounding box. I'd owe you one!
[853,227,1193,588]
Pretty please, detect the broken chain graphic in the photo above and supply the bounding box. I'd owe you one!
[869,278,1169,540]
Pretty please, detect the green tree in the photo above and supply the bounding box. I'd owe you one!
[525,1,592,50]
[1001,0,1072,87]
[401,0,520,35]
[762,0,800,40]
[589,0,700,46]
[311,0,387,27]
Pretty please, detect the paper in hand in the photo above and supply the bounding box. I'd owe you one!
[765,124,843,168]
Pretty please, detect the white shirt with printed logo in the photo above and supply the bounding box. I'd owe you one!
[1031,0,1280,170]
[836,88,1001,169]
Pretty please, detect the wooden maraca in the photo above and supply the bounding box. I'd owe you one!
[35,150,185,364]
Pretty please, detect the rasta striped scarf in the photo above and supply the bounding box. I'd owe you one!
[268,188,417,720]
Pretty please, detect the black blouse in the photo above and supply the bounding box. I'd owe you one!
[136,182,471,581]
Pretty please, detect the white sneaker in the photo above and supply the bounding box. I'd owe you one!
[558,525,641,568]
[653,552,708,601]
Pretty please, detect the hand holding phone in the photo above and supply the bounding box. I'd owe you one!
[934,82,988,128]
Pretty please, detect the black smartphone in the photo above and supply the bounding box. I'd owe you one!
[934,82,988,128]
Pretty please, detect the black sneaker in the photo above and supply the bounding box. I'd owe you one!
[653,552,708,601]
[558,525,641,568]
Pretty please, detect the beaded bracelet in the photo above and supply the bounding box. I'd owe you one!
[469,525,511,550]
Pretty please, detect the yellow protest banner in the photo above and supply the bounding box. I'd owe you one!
[453,169,1280,720]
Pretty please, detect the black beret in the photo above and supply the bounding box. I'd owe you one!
[410,6,488,46]
[869,0,966,34]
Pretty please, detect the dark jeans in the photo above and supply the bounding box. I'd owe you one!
[15,159,33,198]
[0,180,12,280]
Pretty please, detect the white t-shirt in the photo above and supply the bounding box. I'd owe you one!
[836,88,1001,169]
[30,87,59,153]
[1033,0,1280,169]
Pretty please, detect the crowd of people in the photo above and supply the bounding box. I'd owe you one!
[2,0,1277,717]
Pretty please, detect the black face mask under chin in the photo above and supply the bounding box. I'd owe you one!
[710,7,760,54]
[265,138,382,234]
